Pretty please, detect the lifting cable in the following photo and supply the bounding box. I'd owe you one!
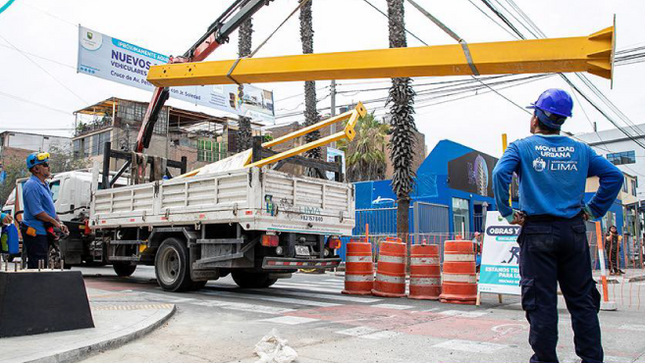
[405,0,530,114]
[226,0,312,85]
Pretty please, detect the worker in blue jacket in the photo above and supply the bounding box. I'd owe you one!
[21,152,69,268]
[492,89,623,363]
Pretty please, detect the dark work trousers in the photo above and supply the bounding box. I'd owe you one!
[607,237,619,273]
[518,213,602,363]
[22,231,49,269]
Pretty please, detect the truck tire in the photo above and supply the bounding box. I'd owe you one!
[155,237,193,292]
[113,263,136,277]
[232,272,278,289]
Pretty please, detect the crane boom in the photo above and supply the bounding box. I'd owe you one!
[148,26,615,87]
[135,0,273,152]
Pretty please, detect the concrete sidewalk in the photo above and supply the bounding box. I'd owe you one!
[0,288,175,363]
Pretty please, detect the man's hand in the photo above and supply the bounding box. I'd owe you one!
[509,211,526,226]
[582,205,595,221]
[2,214,13,225]
[57,222,69,235]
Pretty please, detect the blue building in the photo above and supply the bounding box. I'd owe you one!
[354,140,510,236]
[353,139,625,237]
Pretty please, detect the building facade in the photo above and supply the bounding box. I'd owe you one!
[72,97,263,173]
[0,131,71,162]
[576,124,644,198]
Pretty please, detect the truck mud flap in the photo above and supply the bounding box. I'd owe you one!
[262,257,341,270]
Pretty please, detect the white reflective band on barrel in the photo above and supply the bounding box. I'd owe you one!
[443,254,474,262]
[378,255,405,263]
[410,277,440,286]
[347,255,372,263]
[411,257,440,265]
[442,274,477,283]
[375,273,405,284]
[345,274,374,282]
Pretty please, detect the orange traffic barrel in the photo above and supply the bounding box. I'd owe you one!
[342,238,374,295]
[408,244,441,300]
[372,237,406,298]
[440,239,477,305]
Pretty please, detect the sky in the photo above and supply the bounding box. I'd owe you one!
[0,0,644,159]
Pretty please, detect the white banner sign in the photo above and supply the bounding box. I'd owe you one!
[326,147,345,180]
[478,211,522,296]
[77,26,275,124]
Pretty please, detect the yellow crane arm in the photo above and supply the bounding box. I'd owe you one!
[176,102,367,178]
[148,26,614,87]
[246,102,366,168]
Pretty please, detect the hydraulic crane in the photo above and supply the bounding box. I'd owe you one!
[135,0,273,153]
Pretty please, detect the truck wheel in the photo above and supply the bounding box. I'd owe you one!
[155,238,193,292]
[113,263,137,277]
[232,272,278,289]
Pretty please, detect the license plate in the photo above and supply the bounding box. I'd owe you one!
[295,245,310,256]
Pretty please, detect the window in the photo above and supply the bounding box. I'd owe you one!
[50,180,60,202]
[632,179,637,196]
[91,131,111,156]
[452,197,470,236]
[198,139,227,162]
[73,139,85,158]
[623,176,628,193]
[606,151,636,165]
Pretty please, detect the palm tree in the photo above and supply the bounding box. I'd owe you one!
[299,0,321,162]
[237,2,253,152]
[386,0,417,239]
[337,113,389,182]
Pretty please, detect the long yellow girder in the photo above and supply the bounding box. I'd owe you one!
[148,26,614,87]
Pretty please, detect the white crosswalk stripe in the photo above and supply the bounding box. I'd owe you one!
[201,290,340,307]
[335,326,401,340]
[432,339,508,354]
[437,310,487,318]
[250,288,382,303]
[273,281,343,294]
[260,316,320,325]
[373,303,413,310]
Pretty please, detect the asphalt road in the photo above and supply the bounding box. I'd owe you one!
[75,265,645,363]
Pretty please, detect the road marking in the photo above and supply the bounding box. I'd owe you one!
[324,279,345,283]
[619,324,645,332]
[202,290,340,307]
[335,326,400,340]
[272,282,344,293]
[362,331,402,340]
[336,326,379,336]
[422,308,440,312]
[248,288,382,304]
[192,300,295,315]
[438,310,487,318]
[261,316,320,325]
[432,339,508,354]
[372,303,413,310]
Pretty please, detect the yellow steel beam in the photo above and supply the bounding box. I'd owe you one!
[148,26,615,87]
[245,103,364,169]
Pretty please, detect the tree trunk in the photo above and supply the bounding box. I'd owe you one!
[387,0,417,239]
[300,0,321,164]
[237,7,253,152]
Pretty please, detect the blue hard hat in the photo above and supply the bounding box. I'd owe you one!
[526,88,573,130]
[26,152,50,170]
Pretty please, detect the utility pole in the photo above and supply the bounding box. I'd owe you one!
[330,80,337,148]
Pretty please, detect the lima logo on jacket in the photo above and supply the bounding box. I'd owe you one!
[532,157,546,172]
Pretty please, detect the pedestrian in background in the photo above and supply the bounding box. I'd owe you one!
[21,152,68,269]
[1,211,12,225]
[493,88,623,363]
[605,225,623,275]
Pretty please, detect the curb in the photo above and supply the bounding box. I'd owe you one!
[23,305,176,363]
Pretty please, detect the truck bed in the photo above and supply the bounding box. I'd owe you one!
[91,167,355,235]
